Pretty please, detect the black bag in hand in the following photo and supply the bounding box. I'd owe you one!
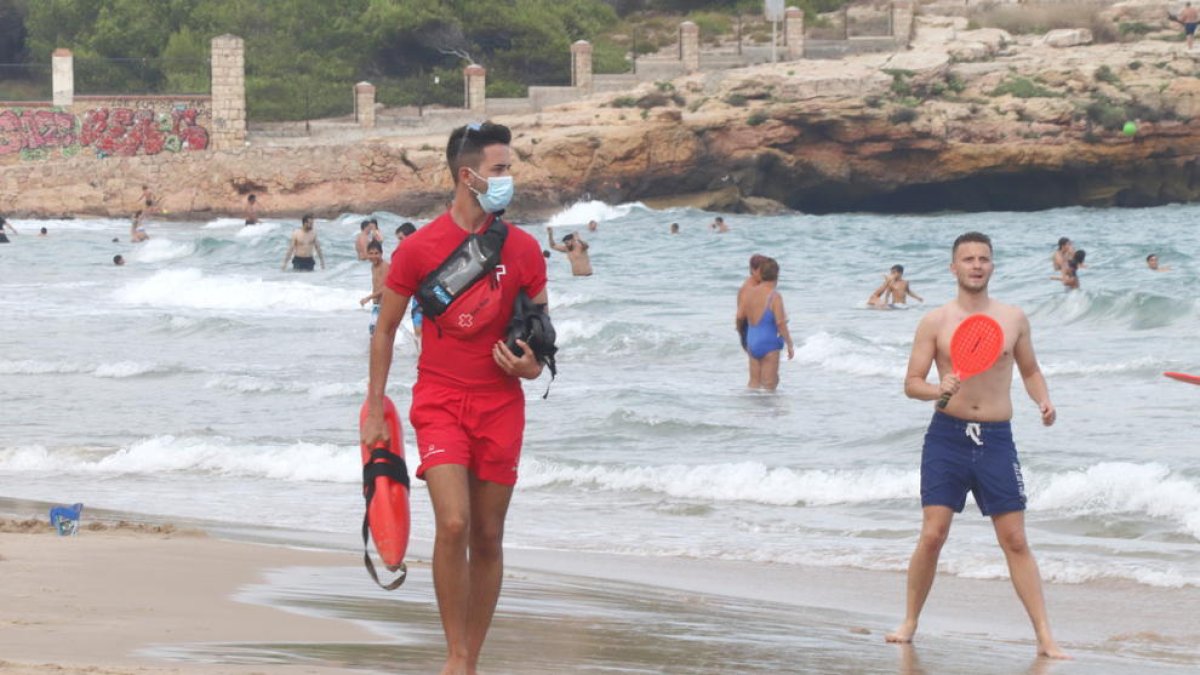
[505,291,557,397]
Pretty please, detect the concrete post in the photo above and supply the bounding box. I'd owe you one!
[571,40,593,92]
[52,48,73,107]
[679,21,700,73]
[785,8,805,60]
[892,1,915,47]
[464,64,486,113]
[354,81,376,128]
[210,34,246,151]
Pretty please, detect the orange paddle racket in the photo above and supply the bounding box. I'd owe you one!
[1163,371,1200,386]
[938,314,1005,409]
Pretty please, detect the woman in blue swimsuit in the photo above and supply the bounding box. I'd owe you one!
[736,257,795,390]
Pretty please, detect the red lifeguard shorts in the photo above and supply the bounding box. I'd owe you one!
[409,380,526,486]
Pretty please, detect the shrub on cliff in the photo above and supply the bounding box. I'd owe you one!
[990,77,1059,99]
[888,107,918,125]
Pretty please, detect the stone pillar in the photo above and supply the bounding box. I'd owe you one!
[571,40,593,92]
[464,64,486,113]
[210,34,246,151]
[679,21,700,73]
[784,8,805,60]
[52,49,73,107]
[892,1,915,48]
[354,81,376,128]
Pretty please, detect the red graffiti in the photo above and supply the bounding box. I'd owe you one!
[2,105,209,159]
[171,107,209,151]
[0,109,77,155]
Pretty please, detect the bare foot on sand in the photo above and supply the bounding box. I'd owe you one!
[885,621,917,643]
[1038,640,1071,659]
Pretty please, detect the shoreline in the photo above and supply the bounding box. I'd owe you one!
[2,498,1198,673]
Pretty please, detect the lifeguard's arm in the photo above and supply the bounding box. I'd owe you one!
[774,294,795,358]
[1013,311,1055,426]
[315,236,325,269]
[362,287,411,445]
[493,287,548,380]
[904,313,946,401]
[281,234,295,270]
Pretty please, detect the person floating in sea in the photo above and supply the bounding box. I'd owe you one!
[363,121,548,675]
[710,216,730,233]
[669,222,680,234]
[547,226,593,276]
[130,210,149,243]
[360,240,389,336]
[587,219,598,232]
[1051,249,1086,289]
[113,254,125,266]
[736,253,768,351]
[1146,253,1171,271]
[281,213,325,271]
[0,216,14,243]
[244,194,259,225]
[885,231,1068,660]
[736,257,794,390]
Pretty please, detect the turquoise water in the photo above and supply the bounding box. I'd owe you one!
[2,202,1198,600]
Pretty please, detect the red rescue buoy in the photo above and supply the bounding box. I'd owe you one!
[359,395,411,590]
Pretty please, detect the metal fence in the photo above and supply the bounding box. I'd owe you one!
[0,63,52,102]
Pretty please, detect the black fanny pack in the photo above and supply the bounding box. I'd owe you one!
[415,216,508,318]
[506,291,558,398]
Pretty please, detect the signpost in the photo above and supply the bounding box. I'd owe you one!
[765,0,785,63]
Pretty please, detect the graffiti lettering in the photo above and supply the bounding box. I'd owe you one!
[0,105,209,160]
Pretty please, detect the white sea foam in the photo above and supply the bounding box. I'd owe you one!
[545,200,646,228]
[1041,356,1164,377]
[0,359,174,378]
[1030,462,1200,540]
[202,218,249,229]
[128,238,195,263]
[93,361,167,378]
[235,222,281,238]
[114,269,360,312]
[0,359,90,375]
[8,217,128,232]
[519,457,917,506]
[794,331,905,378]
[0,437,366,483]
[204,374,365,400]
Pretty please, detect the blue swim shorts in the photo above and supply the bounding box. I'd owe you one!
[920,411,1027,516]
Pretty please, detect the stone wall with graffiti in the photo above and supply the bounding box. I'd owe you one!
[0,96,210,163]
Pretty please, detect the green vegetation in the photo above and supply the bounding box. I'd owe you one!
[1094,65,1121,86]
[989,77,1059,99]
[1083,95,1177,131]
[1,0,860,120]
[746,110,768,126]
[1118,22,1155,37]
[888,107,918,124]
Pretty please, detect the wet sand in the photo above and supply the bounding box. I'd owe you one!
[1,510,1197,674]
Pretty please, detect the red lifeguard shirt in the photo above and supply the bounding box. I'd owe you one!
[386,211,547,390]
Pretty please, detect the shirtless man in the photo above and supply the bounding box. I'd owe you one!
[139,185,158,215]
[244,194,259,225]
[281,214,325,271]
[355,220,374,260]
[359,240,389,335]
[1179,3,1199,49]
[867,269,899,308]
[886,231,1068,660]
[1051,237,1072,271]
[547,226,593,276]
[887,265,923,305]
[710,216,730,233]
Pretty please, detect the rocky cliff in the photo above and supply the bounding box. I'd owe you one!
[5,9,1200,218]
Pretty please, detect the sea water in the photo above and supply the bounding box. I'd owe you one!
[1,204,1198,594]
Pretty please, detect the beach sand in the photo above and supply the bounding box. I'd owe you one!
[2,511,1197,674]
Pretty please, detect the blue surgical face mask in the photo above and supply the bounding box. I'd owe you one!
[469,170,514,213]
